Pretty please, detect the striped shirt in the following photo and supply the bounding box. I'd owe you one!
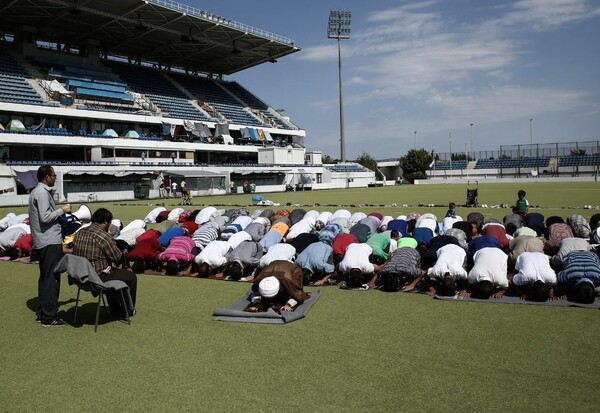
[558,251,600,286]
[192,226,220,248]
[380,247,422,278]
[158,236,196,264]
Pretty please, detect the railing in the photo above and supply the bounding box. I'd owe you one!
[146,0,296,45]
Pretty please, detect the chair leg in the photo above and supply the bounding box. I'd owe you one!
[101,294,109,316]
[95,291,103,333]
[120,289,131,325]
[74,287,81,324]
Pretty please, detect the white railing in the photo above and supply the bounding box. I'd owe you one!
[146,0,295,45]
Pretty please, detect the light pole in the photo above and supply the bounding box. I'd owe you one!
[529,116,533,146]
[414,130,417,151]
[449,132,452,178]
[470,123,473,160]
[328,10,351,163]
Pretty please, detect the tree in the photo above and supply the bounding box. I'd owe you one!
[570,148,587,156]
[451,153,473,161]
[356,151,384,180]
[322,154,336,164]
[399,149,433,183]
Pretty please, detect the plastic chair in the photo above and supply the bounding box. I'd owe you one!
[54,254,132,332]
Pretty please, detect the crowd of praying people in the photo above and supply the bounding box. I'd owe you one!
[3,201,600,311]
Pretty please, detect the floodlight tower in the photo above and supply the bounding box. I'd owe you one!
[328,10,351,162]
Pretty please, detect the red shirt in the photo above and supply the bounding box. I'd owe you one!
[126,237,161,260]
[136,229,160,243]
[179,221,198,235]
[332,233,358,256]
[483,224,509,249]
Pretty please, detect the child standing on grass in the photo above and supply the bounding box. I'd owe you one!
[515,190,529,219]
[445,202,457,218]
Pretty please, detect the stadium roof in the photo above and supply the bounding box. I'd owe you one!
[0,0,301,75]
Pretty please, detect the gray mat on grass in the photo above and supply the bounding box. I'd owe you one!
[213,290,321,324]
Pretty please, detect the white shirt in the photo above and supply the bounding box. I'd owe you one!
[252,216,271,226]
[171,182,178,190]
[551,238,590,266]
[0,212,16,230]
[380,216,393,231]
[116,227,145,246]
[6,223,31,234]
[121,219,146,233]
[144,207,166,223]
[442,216,462,234]
[330,209,351,221]
[513,252,557,286]
[468,247,509,288]
[195,206,217,225]
[417,217,438,234]
[230,215,253,230]
[388,238,398,255]
[339,243,374,274]
[286,218,315,240]
[349,212,367,226]
[227,230,252,250]
[195,240,230,267]
[303,210,320,222]
[167,208,184,222]
[316,211,332,225]
[258,243,297,268]
[428,244,467,280]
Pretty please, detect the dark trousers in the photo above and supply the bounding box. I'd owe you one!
[36,244,64,323]
[99,268,137,316]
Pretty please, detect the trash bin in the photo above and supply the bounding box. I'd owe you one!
[134,182,150,199]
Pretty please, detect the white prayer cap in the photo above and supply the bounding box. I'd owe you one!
[258,276,280,298]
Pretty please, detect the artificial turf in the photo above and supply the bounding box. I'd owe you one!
[1,262,600,412]
[1,182,600,412]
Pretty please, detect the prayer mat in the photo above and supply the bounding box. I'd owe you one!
[433,294,600,309]
[213,290,321,324]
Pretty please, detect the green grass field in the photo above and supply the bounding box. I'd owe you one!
[1,182,600,412]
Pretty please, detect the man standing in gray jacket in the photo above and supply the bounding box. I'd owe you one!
[29,165,71,327]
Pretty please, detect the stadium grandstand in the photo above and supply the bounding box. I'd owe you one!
[0,0,375,206]
[377,141,600,184]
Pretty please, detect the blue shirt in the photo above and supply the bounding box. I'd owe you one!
[259,230,283,253]
[558,251,600,286]
[158,226,186,247]
[318,223,342,246]
[295,241,334,274]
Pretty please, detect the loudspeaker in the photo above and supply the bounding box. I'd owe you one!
[62,204,91,224]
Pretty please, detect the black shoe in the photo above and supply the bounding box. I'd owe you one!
[42,318,68,327]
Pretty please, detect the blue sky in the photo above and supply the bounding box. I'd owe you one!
[190,0,600,160]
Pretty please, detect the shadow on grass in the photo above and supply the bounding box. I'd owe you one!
[26,296,129,328]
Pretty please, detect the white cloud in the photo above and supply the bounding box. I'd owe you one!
[299,1,598,158]
[502,0,600,31]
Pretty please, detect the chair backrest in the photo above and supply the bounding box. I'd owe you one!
[54,254,106,288]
